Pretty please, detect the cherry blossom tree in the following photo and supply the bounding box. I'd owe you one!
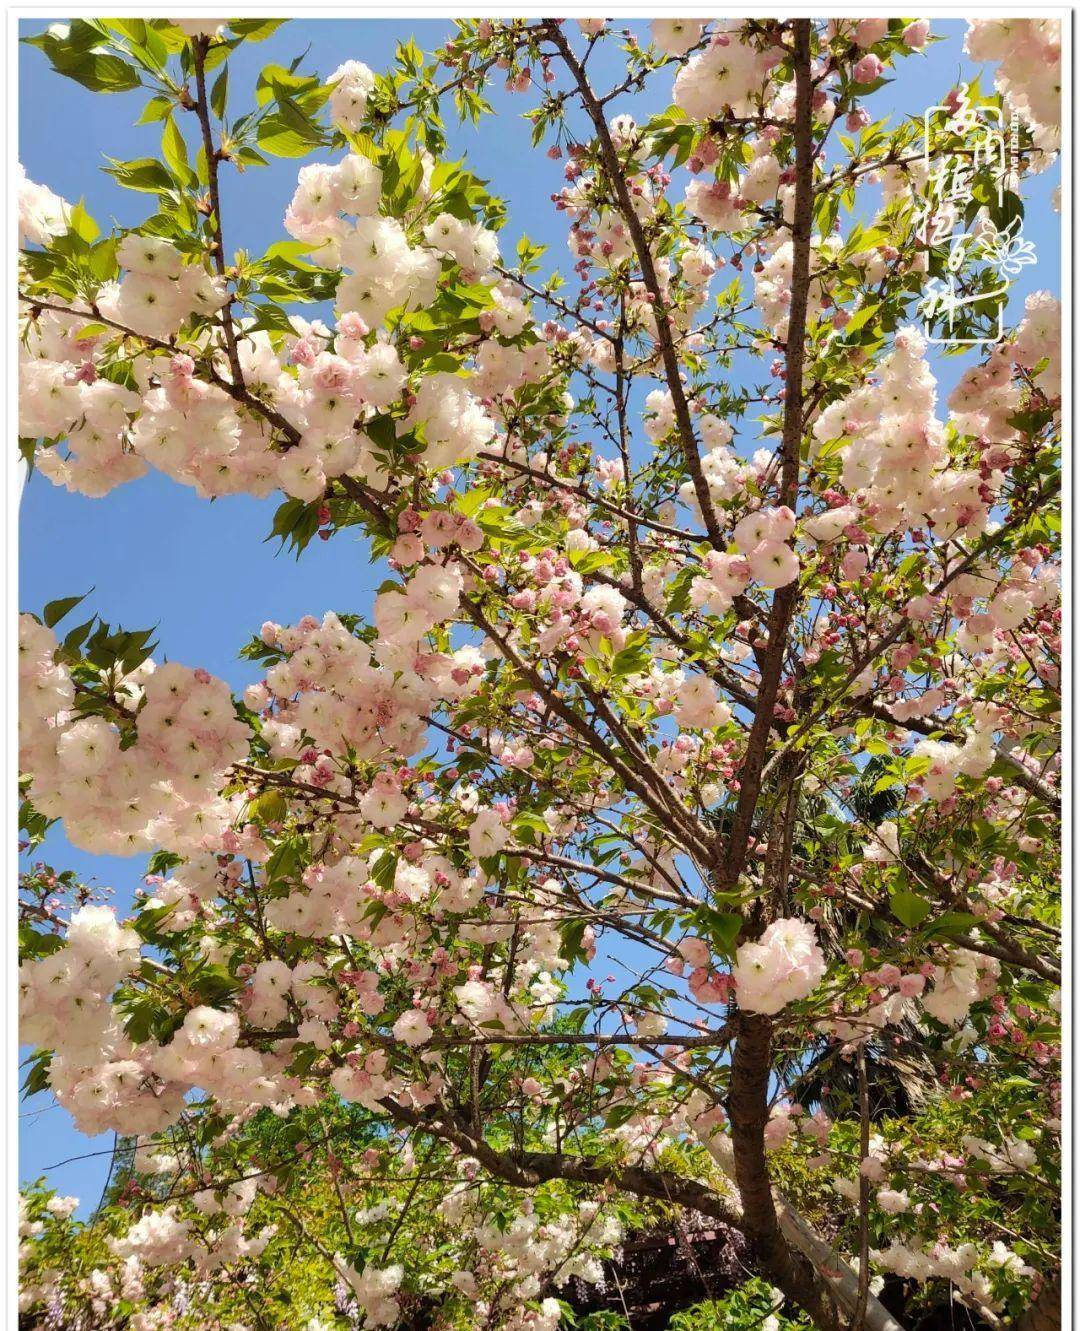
[18,17,1061,1331]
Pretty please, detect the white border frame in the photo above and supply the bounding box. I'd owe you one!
[3,8,1072,1330]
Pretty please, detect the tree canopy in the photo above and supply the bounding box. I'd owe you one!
[18,17,1061,1331]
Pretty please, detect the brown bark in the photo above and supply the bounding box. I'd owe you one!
[192,36,246,394]
[727,1013,841,1329]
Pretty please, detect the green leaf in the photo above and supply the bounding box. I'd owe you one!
[210,66,228,119]
[44,45,142,94]
[255,64,322,108]
[247,790,286,824]
[60,618,96,658]
[610,643,651,677]
[267,496,321,554]
[257,109,322,158]
[371,852,397,891]
[230,18,286,42]
[87,236,120,283]
[234,146,269,170]
[890,889,932,927]
[19,923,64,962]
[843,300,880,336]
[262,239,329,264]
[103,157,175,194]
[21,1050,52,1099]
[136,94,172,124]
[688,906,744,959]
[707,912,743,957]
[162,116,195,187]
[43,590,92,629]
[455,487,494,518]
[19,795,55,849]
[67,200,100,243]
[923,911,980,937]
[605,1102,636,1128]
[559,919,589,965]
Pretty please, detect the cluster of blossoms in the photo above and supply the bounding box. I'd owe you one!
[18,166,70,246]
[872,1237,1033,1310]
[334,1259,405,1326]
[20,888,296,1137]
[102,233,229,340]
[672,22,775,120]
[921,950,1002,1025]
[731,918,827,1015]
[18,1196,66,1314]
[949,288,1062,437]
[109,1198,277,1278]
[252,608,484,767]
[18,900,189,1136]
[20,122,510,504]
[813,325,987,541]
[965,20,1062,162]
[328,58,378,132]
[440,1190,622,1304]
[20,614,248,854]
[752,238,831,340]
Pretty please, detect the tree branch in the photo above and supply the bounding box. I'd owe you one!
[192,34,245,395]
[545,19,727,551]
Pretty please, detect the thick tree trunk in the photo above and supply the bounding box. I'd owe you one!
[725,1014,847,1330]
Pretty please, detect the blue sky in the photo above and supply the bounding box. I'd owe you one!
[18,18,1060,1214]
